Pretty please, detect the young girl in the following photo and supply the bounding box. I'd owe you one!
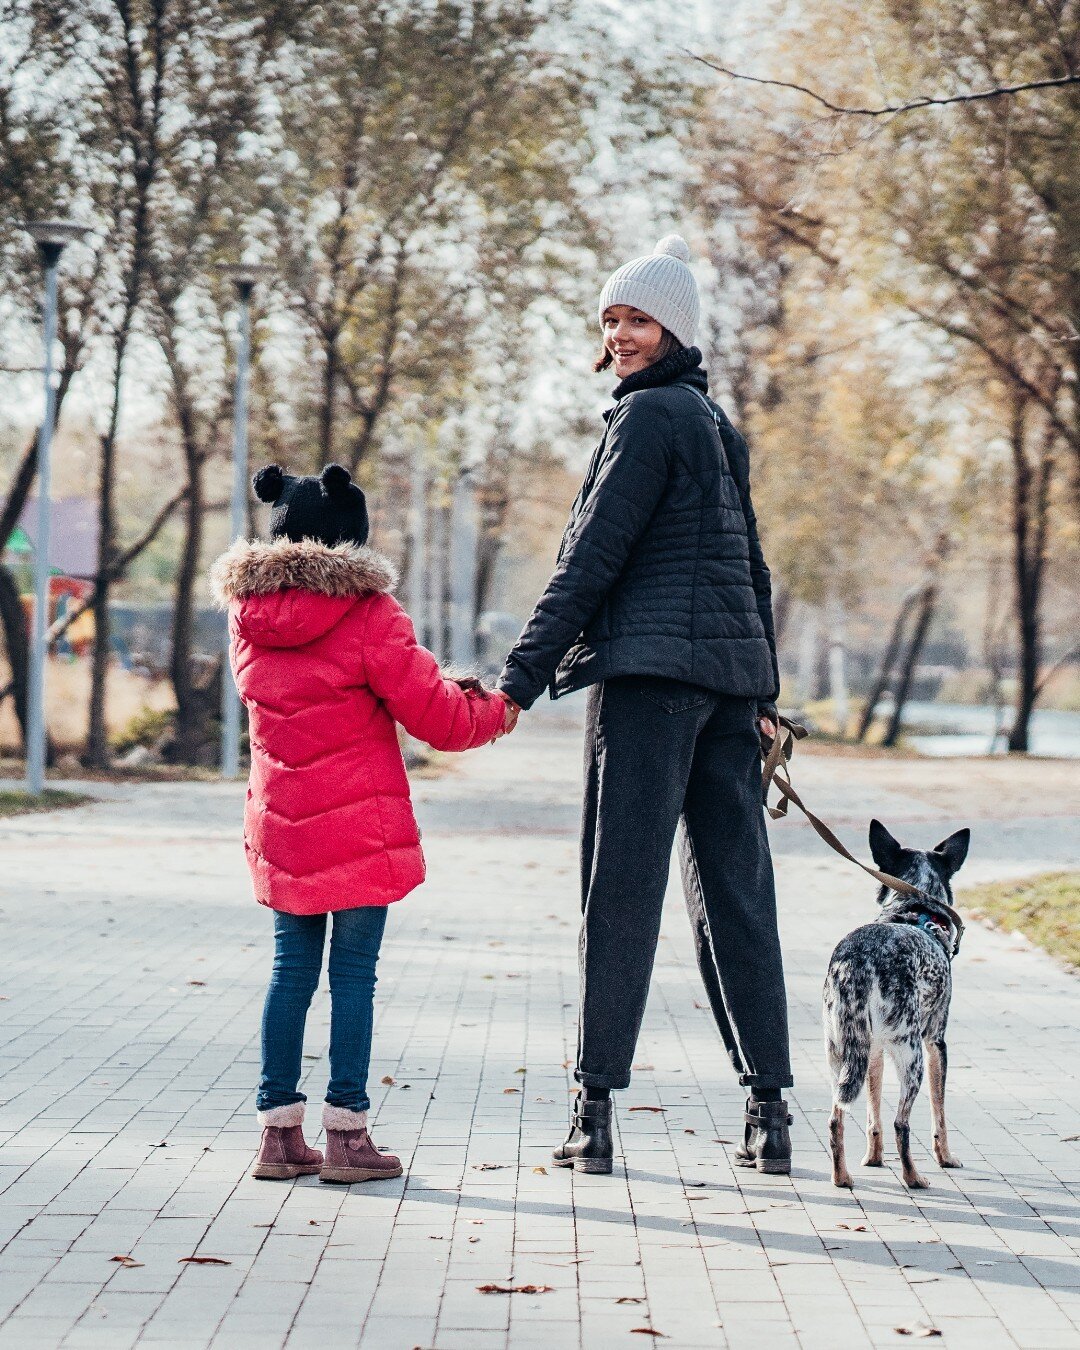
[212,462,510,1184]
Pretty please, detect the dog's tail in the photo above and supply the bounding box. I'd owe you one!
[822,972,872,1107]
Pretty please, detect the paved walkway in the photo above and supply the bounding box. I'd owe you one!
[1,700,1079,1350]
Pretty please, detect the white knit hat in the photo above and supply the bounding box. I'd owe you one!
[597,235,700,348]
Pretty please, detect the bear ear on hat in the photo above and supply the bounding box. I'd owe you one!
[252,463,285,503]
[320,463,353,499]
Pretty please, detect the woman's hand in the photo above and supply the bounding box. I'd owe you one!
[758,715,777,739]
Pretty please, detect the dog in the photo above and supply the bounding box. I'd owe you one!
[822,819,970,1189]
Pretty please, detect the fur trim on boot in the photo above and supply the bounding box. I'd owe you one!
[322,1103,368,1132]
[257,1102,306,1128]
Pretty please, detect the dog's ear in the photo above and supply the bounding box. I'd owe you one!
[934,827,970,877]
[868,819,905,875]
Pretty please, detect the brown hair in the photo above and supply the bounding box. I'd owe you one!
[594,325,681,373]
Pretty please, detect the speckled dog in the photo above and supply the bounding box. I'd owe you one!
[823,819,970,1190]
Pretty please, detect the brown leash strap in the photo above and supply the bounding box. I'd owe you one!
[760,715,965,954]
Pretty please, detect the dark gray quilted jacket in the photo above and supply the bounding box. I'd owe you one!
[498,346,779,711]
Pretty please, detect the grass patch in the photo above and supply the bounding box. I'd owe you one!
[963,872,1080,969]
[0,788,94,818]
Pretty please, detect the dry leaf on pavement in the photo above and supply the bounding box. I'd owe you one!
[477,1284,554,1295]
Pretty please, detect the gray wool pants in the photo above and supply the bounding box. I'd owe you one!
[575,675,793,1092]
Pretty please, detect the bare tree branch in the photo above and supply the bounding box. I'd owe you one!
[687,52,1080,117]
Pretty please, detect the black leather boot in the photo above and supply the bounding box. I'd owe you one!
[552,1093,614,1174]
[733,1098,793,1174]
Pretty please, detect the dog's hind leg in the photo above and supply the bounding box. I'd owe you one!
[890,1037,929,1189]
[927,1040,962,1169]
[829,1103,854,1189]
[861,1046,885,1167]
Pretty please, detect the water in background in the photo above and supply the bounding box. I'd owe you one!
[901,701,1080,759]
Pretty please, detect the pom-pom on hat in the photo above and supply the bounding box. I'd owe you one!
[252,462,370,548]
[597,234,700,348]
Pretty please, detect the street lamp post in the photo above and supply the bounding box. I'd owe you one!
[24,219,89,795]
[219,264,271,778]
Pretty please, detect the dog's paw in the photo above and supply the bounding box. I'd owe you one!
[860,1154,884,1167]
[831,1170,855,1190]
[935,1153,963,1169]
[903,1171,931,1190]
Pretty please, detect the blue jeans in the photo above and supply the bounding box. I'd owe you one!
[257,906,388,1113]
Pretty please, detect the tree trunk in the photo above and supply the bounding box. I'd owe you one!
[319,331,338,468]
[169,443,207,763]
[0,566,31,751]
[86,422,119,768]
[772,584,793,651]
[1006,401,1053,753]
[882,582,937,747]
[856,587,919,742]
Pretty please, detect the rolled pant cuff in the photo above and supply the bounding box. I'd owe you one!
[575,1070,630,1090]
[739,1073,793,1090]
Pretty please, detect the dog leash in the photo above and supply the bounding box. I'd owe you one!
[760,715,965,954]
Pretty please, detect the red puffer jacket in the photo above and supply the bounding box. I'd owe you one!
[211,537,505,914]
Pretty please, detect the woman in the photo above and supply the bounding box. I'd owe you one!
[498,236,793,1174]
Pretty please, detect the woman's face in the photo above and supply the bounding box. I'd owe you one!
[602,305,665,379]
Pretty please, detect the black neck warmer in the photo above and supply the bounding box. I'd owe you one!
[612,344,704,400]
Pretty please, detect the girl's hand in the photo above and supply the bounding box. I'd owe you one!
[492,692,520,741]
[758,715,777,739]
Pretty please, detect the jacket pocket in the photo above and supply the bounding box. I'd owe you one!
[636,676,711,715]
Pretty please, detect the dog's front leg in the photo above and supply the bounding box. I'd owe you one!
[927,1039,962,1169]
[829,1104,854,1188]
[861,1047,884,1167]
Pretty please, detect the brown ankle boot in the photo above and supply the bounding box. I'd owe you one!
[252,1103,323,1180]
[319,1105,403,1184]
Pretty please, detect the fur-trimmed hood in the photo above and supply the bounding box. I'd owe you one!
[211,537,397,650]
[211,536,397,604]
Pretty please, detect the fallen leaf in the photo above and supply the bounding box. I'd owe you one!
[428,1235,445,1241]
[178,1256,232,1266]
[109,1255,144,1268]
[477,1284,554,1295]
[837,1223,866,1232]
[684,1129,696,1135]
[151,1142,168,1149]
[628,1106,666,1114]
[381,1075,395,1085]
[187,979,206,986]
[532,1166,548,1175]
[473,1164,506,1171]
[616,1296,645,1304]
[632,1063,654,1071]
[307,1220,319,1226]
[503,1088,521,1095]
[712,1138,733,1144]
[469,1236,480,1243]
[631,1329,667,1338]
[468,1220,484,1225]
[1061,1134,1080,1142]
[894,1328,941,1339]
[693,1000,708,1010]
[252,1223,275,1229]
[515,1067,527,1074]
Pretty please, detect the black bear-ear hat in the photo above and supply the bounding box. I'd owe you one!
[251,461,369,548]
[252,463,286,503]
